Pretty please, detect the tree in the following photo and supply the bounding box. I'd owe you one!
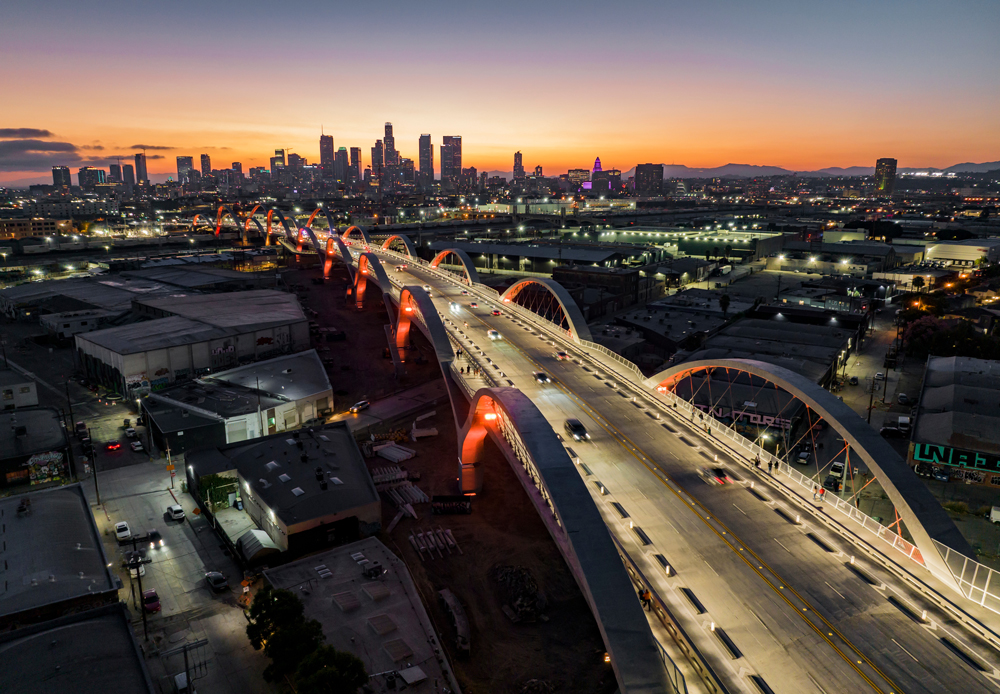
[912,276,926,293]
[711,246,719,260]
[295,645,368,694]
[724,244,733,259]
[719,294,731,317]
[246,584,306,650]
[262,618,325,682]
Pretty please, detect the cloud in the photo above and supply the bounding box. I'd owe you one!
[0,139,80,171]
[0,128,53,138]
[130,144,174,150]
[81,144,105,150]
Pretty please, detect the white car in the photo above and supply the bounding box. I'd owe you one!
[167,504,185,521]
[487,330,501,341]
[422,284,433,296]
[115,521,131,541]
[130,441,144,452]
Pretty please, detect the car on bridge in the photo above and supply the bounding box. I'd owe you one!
[553,351,570,360]
[394,264,407,272]
[487,330,501,340]
[491,309,502,316]
[422,284,433,296]
[449,302,460,311]
[469,301,478,308]
[698,466,731,485]
[564,419,590,441]
[533,372,551,383]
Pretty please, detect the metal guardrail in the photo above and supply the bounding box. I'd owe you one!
[934,540,1000,614]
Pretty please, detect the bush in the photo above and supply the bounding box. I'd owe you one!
[942,501,969,514]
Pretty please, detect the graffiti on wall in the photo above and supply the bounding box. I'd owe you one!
[912,443,1000,474]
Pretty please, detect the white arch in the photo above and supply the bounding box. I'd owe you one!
[501,277,593,343]
[429,248,481,285]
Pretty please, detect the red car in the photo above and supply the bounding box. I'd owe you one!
[142,589,161,613]
[106,441,121,451]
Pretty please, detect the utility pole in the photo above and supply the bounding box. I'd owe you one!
[867,377,875,424]
[63,376,75,426]
[88,427,101,505]
[129,536,149,641]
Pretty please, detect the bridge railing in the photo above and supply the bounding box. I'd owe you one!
[933,540,1000,614]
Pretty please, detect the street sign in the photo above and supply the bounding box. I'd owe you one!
[170,471,176,477]
[166,464,175,471]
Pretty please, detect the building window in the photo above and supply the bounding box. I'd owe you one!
[2,390,12,400]
[6,469,29,483]
[19,387,31,394]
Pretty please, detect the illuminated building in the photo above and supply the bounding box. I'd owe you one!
[334,147,349,182]
[371,139,384,178]
[634,163,664,196]
[77,166,106,190]
[134,153,148,185]
[51,166,71,188]
[384,123,397,166]
[513,151,525,180]
[874,157,897,197]
[440,136,461,188]
[122,164,135,187]
[534,165,543,177]
[350,147,362,181]
[200,154,211,176]
[418,134,433,185]
[231,162,243,175]
[568,169,590,187]
[108,164,122,183]
[176,156,194,183]
[319,134,335,178]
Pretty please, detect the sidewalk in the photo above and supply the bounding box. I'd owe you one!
[330,378,449,432]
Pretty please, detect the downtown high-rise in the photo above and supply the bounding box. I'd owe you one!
[513,151,525,180]
[320,134,335,177]
[134,153,148,185]
[350,147,362,181]
[52,166,71,188]
[176,156,194,183]
[418,134,433,185]
[200,154,211,175]
[874,157,897,197]
[384,123,397,166]
[440,136,461,188]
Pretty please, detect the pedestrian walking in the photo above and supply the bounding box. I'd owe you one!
[819,488,826,502]
[754,455,760,469]
[812,486,818,501]
[767,460,773,475]
[640,589,652,611]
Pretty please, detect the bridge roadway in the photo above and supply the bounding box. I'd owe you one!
[369,252,999,694]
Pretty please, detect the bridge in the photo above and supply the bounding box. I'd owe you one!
[293,227,1000,693]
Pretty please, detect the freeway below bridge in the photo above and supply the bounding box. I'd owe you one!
[297,229,1000,694]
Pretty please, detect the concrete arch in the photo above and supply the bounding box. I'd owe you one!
[644,358,974,594]
[396,286,455,367]
[246,217,266,243]
[214,205,241,236]
[429,248,481,285]
[265,208,296,246]
[380,233,417,259]
[322,234,354,280]
[191,214,212,231]
[501,278,593,343]
[354,251,394,306]
[305,206,339,232]
[243,205,263,232]
[341,225,372,247]
[458,387,672,693]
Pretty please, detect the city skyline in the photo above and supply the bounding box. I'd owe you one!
[2,0,999,184]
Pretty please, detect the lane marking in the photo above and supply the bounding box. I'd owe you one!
[774,538,793,554]
[892,638,919,662]
[825,581,847,601]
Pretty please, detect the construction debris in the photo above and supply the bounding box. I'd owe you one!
[492,565,547,623]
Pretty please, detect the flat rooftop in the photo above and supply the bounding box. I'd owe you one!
[0,604,153,694]
[208,349,331,402]
[0,368,32,388]
[0,407,67,461]
[0,276,174,313]
[188,422,377,527]
[136,289,305,330]
[122,265,247,288]
[264,538,460,692]
[428,239,621,263]
[915,356,1000,454]
[0,484,117,620]
[77,315,240,355]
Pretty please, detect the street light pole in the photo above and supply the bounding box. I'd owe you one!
[88,427,101,505]
[867,377,875,425]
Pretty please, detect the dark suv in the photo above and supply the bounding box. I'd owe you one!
[564,419,590,441]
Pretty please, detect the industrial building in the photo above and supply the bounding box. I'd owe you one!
[1,369,38,409]
[75,290,308,396]
[185,422,380,558]
[0,407,72,489]
[0,275,175,321]
[924,238,1000,266]
[142,349,332,455]
[910,356,1000,486]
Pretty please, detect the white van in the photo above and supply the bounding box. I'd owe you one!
[990,507,1000,525]
[897,416,911,434]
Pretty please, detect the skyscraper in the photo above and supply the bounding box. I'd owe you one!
[418,134,433,185]
[231,162,243,175]
[274,149,286,167]
[134,153,148,185]
[288,153,304,169]
[371,139,384,178]
[534,165,543,177]
[176,156,194,183]
[51,166,71,188]
[334,147,349,182]
[874,158,897,197]
[513,151,525,180]
[634,163,664,196]
[200,154,211,175]
[593,157,602,173]
[441,136,461,188]
[108,164,122,183]
[350,147,362,181]
[77,167,106,189]
[123,164,135,187]
[384,123,397,166]
[320,134,335,177]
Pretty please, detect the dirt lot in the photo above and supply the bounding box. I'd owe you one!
[362,410,617,694]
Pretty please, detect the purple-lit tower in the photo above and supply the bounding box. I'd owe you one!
[593,157,602,173]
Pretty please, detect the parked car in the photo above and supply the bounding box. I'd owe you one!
[796,451,810,464]
[989,506,1000,525]
[125,427,137,439]
[880,426,904,438]
[142,589,161,613]
[564,419,590,441]
[349,400,370,414]
[205,572,229,592]
[130,441,144,452]
[897,393,909,406]
[123,549,146,577]
[875,372,885,381]
[167,504,185,521]
[830,461,845,479]
[822,475,841,492]
[932,467,950,482]
[849,376,859,386]
[115,521,132,541]
[914,463,934,478]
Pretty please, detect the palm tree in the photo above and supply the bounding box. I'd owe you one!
[912,276,925,293]
[719,294,731,317]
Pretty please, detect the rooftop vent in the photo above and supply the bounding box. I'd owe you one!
[282,368,293,374]
[265,461,280,471]
[279,474,291,483]
[330,477,343,485]
[258,478,271,489]
[291,487,305,497]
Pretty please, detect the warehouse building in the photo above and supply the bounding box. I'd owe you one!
[142,349,332,455]
[910,356,1000,486]
[924,238,1000,267]
[75,290,308,396]
[0,407,72,489]
[1,369,38,409]
[185,422,380,558]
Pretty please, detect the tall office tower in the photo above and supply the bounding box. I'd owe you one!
[200,154,211,175]
[384,123,397,166]
[568,169,591,187]
[231,162,243,175]
[874,157,897,197]
[334,147,349,182]
[77,167,106,190]
[371,139,384,178]
[634,163,664,196]
[269,155,284,178]
[274,149,286,167]
[52,166,71,188]
[122,164,135,187]
[593,156,602,173]
[319,134,335,177]
[134,153,148,184]
[176,156,194,183]
[108,164,122,183]
[288,153,304,169]
[350,147,362,181]
[418,134,433,185]
[513,151,525,180]
[441,136,461,187]
[534,165,543,177]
